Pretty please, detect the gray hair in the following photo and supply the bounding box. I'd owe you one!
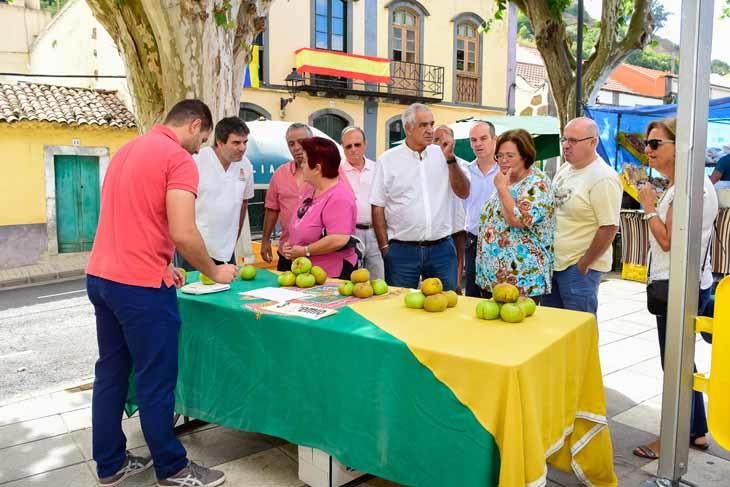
[286,122,313,138]
[401,103,431,129]
[341,126,367,141]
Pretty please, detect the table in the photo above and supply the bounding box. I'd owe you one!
[127,270,616,487]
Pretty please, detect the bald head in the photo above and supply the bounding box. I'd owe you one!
[434,124,454,147]
[562,116,599,168]
[565,117,598,138]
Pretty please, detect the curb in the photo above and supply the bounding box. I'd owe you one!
[0,268,86,291]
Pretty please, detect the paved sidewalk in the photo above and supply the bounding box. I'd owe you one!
[0,253,88,290]
[1,276,729,487]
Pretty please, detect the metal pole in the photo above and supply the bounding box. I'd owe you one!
[642,1,714,485]
[575,0,584,118]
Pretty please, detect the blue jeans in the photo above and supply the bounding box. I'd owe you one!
[654,286,712,438]
[541,264,603,314]
[87,275,188,480]
[384,238,457,291]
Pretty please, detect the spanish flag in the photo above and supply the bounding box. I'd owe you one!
[243,45,260,88]
[295,47,390,83]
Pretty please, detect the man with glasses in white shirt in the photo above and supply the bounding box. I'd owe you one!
[370,103,470,291]
[340,126,383,279]
[543,117,622,314]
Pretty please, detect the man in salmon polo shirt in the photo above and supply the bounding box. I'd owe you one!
[260,122,313,271]
[86,99,235,487]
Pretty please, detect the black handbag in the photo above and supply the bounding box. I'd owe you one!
[646,226,713,316]
[646,279,670,315]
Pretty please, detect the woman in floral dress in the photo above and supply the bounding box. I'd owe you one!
[475,129,555,299]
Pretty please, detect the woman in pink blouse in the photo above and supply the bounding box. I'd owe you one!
[281,137,358,279]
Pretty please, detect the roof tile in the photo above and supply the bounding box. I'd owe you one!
[0,82,136,128]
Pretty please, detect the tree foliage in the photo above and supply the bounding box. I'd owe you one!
[506,0,655,127]
[712,59,730,76]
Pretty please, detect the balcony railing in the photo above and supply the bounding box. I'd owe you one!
[296,60,444,103]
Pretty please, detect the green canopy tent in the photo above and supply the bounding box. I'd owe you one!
[450,115,561,162]
[392,115,560,161]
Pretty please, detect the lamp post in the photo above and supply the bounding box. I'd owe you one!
[575,0,584,118]
[280,68,304,111]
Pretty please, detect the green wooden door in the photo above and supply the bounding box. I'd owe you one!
[54,155,100,253]
[312,114,348,143]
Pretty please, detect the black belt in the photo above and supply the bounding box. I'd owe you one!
[355,223,372,230]
[390,236,450,247]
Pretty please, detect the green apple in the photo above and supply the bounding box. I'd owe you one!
[239,264,257,280]
[295,272,316,288]
[338,280,354,296]
[476,299,500,320]
[291,256,313,275]
[310,265,328,285]
[277,271,296,287]
[516,296,537,317]
[500,302,526,323]
[371,279,388,295]
[404,291,426,309]
[199,273,215,285]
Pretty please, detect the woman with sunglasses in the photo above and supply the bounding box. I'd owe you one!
[281,137,358,279]
[475,129,555,299]
[633,118,718,459]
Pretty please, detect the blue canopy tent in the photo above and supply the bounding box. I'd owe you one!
[585,96,730,173]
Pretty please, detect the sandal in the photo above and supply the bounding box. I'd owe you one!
[690,435,710,451]
[633,445,659,459]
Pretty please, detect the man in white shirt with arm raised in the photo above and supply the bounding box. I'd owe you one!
[370,103,470,291]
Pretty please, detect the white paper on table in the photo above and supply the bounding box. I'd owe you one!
[180,282,231,295]
[239,287,308,302]
[259,302,337,320]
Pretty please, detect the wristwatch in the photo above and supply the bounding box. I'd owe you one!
[305,245,311,257]
[643,211,658,221]
[446,157,457,165]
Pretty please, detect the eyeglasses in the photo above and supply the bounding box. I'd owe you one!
[559,136,595,145]
[344,143,363,150]
[643,139,674,150]
[297,197,313,219]
[494,152,519,161]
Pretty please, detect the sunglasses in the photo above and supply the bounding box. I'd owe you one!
[344,143,363,150]
[643,139,674,150]
[297,197,313,219]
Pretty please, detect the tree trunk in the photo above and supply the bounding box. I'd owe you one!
[86,0,271,131]
[515,0,654,131]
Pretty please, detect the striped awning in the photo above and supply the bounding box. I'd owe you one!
[295,48,391,83]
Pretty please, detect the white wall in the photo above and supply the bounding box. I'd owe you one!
[0,2,51,73]
[28,0,132,109]
[594,90,663,107]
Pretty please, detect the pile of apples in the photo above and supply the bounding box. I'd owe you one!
[475,283,536,323]
[403,278,458,312]
[277,257,327,288]
[337,268,389,298]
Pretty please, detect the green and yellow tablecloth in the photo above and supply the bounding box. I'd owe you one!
[127,270,616,487]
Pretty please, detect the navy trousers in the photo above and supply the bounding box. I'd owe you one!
[87,275,188,480]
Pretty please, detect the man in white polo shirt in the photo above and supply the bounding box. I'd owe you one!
[340,126,383,279]
[184,117,254,268]
[370,103,470,291]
